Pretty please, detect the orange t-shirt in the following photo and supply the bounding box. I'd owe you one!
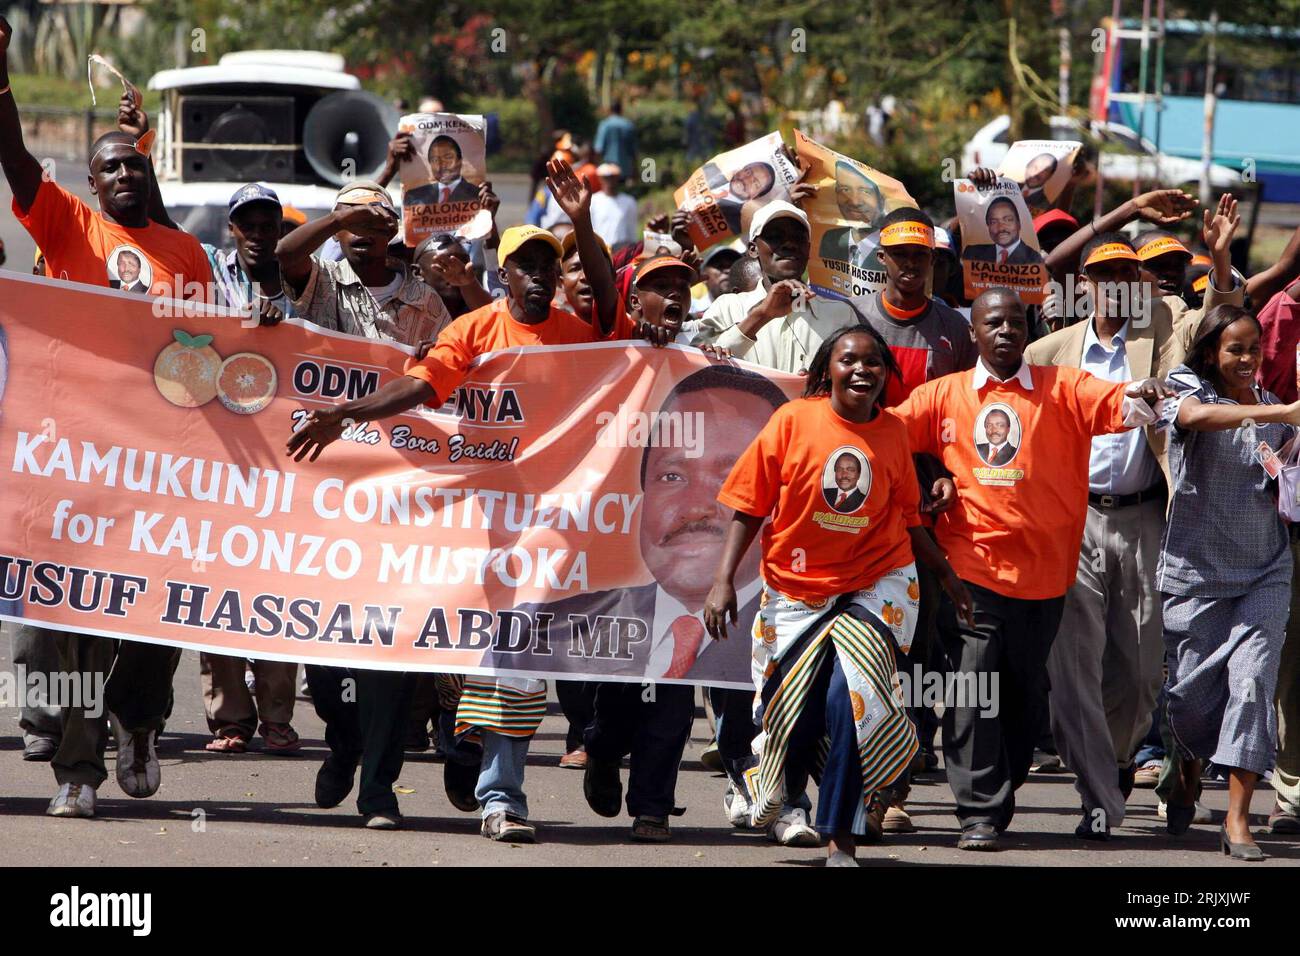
[889,363,1131,600]
[14,180,213,300]
[405,296,630,403]
[717,396,920,602]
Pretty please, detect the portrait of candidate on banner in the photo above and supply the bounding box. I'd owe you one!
[487,363,794,687]
[996,139,1081,217]
[793,129,916,303]
[673,131,800,251]
[955,176,1048,304]
[399,112,492,246]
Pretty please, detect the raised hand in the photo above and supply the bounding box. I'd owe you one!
[545,157,591,222]
[339,203,398,240]
[117,81,149,139]
[670,207,695,251]
[789,181,819,206]
[477,180,500,218]
[646,213,671,234]
[969,167,999,190]
[1133,188,1197,225]
[1203,193,1240,256]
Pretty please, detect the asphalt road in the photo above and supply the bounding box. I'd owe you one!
[1,630,1296,868]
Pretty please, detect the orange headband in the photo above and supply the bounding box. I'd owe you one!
[1083,242,1140,268]
[879,222,934,248]
[1136,235,1191,261]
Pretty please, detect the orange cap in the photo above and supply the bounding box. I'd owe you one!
[281,205,308,227]
[1136,235,1191,261]
[635,256,697,285]
[1083,242,1140,269]
[1190,253,1213,268]
[879,221,935,248]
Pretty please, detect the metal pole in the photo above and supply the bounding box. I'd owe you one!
[1059,26,1071,116]
[1096,2,1121,220]
[1134,0,1151,196]
[1199,9,1218,207]
[1153,0,1165,184]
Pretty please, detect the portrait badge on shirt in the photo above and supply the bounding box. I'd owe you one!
[972,402,1025,486]
[106,244,153,296]
[814,445,871,532]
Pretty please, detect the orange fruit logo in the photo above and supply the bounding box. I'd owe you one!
[850,691,865,721]
[804,596,828,609]
[217,352,277,415]
[154,330,221,407]
[760,622,777,645]
[907,577,920,601]
[882,601,904,627]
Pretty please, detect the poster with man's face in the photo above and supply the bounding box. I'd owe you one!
[955,177,1048,304]
[997,139,1081,217]
[107,245,153,296]
[399,112,491,246]
[794,130,917,302]
[673,132,800,250]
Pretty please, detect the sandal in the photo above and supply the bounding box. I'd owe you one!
[205,728,249,753]
[258,722,302,754]
[481,811,536,844]
[631,815,671,843]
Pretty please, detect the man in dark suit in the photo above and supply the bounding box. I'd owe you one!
[963,197,1043,265]
[822,451,867,513]
[487,364,788,837]
[403,135,479,206]
[975,408,1018,465]
[817,161,883,263]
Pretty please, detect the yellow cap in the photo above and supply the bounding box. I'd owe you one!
[499,225,563,264]
[560,230,611,261]
[879,221,935,248]
[1083,242,1140,269]
[1136,235,1191,261]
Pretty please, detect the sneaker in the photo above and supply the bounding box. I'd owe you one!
[46,782,96,818]
[1031,749,1065,773]
[1157,800,1212,824]
[723,783,754,829]
[1133,760,1161,789]
[364,811,402,830]
[110,714,160,798]
[768,806,820,847]
[883,803,916,833]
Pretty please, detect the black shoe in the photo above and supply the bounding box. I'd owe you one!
[1268,802,1300,835]
[1118,764,1136,801]
[583,757,623,818]
[1220,824,1265,861]
[444,758,480,813]
[23,737,57,762]
[314,756,357,809]
[1074,809,1111,841]
[957,822,1000,851]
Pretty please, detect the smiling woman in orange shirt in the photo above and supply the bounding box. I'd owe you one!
[705,324,972,867]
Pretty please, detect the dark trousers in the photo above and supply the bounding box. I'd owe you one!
[305,665,415,815]
[710,686,758,790]
[938,580,1065,830]
[783,653,864,835]
[584,681,694,818]
[50,630,180,788]
[556,680,596,752]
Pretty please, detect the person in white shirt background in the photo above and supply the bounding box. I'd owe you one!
[589,163,640,248]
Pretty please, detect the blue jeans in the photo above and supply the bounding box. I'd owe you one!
[476,731,530,819]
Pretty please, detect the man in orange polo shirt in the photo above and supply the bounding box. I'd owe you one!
[890,287,1167,851]
[287,158,644,843]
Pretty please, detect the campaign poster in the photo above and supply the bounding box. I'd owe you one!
[794,129,918,301]
[955,176,1048,305]
[672,132,801,250]
[0,275,803,690]
[996,139,1081,217]
[399,112,492,246]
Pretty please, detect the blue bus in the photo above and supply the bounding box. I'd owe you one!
[1092,18,1300,202]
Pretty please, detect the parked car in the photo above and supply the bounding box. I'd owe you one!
[962,114,1241,191]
